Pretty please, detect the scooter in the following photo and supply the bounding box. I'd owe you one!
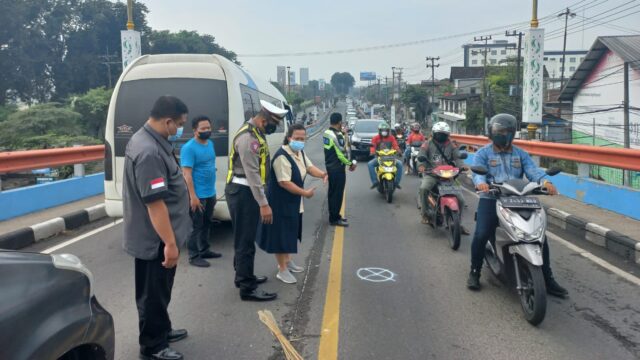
[470,165,561,326]
[375,148,398,203]
[407,141,423,175]
[418,155,467,250]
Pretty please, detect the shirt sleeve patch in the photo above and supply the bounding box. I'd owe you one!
[323,136,330,145]
[150,177,166,189]
[250,140,260,154]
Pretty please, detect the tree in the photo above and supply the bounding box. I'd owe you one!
[148,30,238,63]
[285,92,304,112]
[330,72,355,95]
[401,85,429,124]
[0,103,94,150]
[465,104,484,135]
[71,87,113,139]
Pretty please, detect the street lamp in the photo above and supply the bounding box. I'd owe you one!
[127,0,134,30]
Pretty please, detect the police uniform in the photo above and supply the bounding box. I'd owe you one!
[323,127,351,224]
[225,101,286,297]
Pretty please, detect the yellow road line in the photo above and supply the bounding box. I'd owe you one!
[317,196,346,360]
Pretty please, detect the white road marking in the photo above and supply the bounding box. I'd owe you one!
[460,186,640,286]
[42,219,123,254]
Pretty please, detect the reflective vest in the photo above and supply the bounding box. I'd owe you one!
[226,123,268,184]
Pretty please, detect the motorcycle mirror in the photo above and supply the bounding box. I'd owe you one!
[459,145,467,151]
[347,129,353,135]
[417,156,428,163]
[546,166,562,176]
[459,152,468,160]
[470,165,488,175]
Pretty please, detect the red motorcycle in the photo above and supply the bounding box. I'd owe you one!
[421,163,466,250]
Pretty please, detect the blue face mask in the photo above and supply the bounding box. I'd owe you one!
[168,126,183,142]
[289,140,305,152]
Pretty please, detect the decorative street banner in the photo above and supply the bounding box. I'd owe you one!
[121,30,141,70]
[522,28,545,124]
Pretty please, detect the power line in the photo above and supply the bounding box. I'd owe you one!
[546,4,640,40]
[543,0,634,38]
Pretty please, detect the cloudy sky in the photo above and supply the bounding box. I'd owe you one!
[139,0,639,85]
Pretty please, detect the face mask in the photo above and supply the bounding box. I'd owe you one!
[198,131,211,140]
[289,140,305,152]
[434,133,448,143]
[381,131,389,137]
[493,133,511,148]
[168,124,183,142]
[265,122,277,135]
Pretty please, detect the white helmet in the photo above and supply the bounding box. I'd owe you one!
[432,121,451,134]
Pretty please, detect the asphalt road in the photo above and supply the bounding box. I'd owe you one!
[29,103,640,359]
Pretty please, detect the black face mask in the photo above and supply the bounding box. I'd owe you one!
[198,131,211,140]
[265,122,277,135]
[433,133,448,143]
[493,133,511,148]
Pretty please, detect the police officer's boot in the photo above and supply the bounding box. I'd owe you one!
[467,267,481,291]
[543,267,568,298]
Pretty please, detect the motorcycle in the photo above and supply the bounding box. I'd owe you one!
[470,165,562,326]
[395,132,406,153]
[375,148,398,203]
[418,155,467,250]
[407,141,423,175]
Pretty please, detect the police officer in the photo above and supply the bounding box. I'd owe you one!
[122,96,190,360]
[225,100,287,301]
[323,113,356,227]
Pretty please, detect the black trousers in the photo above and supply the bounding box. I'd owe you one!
[135,244,176,354]
[225,183,259,293]
[188,197,216,260]
[328,170,346,223]
[470,197,552,277]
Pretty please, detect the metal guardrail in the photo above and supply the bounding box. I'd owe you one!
[451,135,640,172]
[0,145,104,174]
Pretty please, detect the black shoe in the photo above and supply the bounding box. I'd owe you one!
[167,329,188,343]
[330,219,349,227]
[370,182,379,189]
[256,275,268,284]
[545,276,569,298]
[240,289,278,302]
[201,250,222,259]
[189,257,210,268]
[340,217,349,223]
[395,184,402,190]
[140,347,183,360]
[467,269,481,291]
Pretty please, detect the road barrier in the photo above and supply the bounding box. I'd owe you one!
[0,145,104,174]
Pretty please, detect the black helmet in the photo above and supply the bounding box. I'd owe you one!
[488,114,516,147]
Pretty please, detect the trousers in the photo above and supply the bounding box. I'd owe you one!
[328,169,346,223]
[419,175,465,216]
[225,182,259,293]
[135,243,176,354]
[187,197,216,260]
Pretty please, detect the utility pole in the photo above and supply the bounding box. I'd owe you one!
[506,30,524,131]
[426,56,440,104]
[558,8,576,90]
[127,0,134,30]
[474,35,492,133]
[286,66,291,95]
[623,61,630,186]
[397,68,404,123]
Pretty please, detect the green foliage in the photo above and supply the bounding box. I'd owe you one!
[148,30,238,63]
[285,92,304,111]
[401,85,429,123]
[0,105,17,123]
[0,103,87,150]
[465,104,484,135]
[437,83,454,97]
[483,65,519,120]
[330,72,355,95]
[71,87,113,139]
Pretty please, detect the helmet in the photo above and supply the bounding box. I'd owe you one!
[378,122,390,136]
[431,121,451,135]
[488,114,516,147]
[394,123,401,129]
[411,123,421,132]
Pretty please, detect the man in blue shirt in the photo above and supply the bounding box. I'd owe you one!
[181,115,220,267]
[467,114,568,298]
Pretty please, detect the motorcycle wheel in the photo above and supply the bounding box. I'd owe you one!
[384,180,394,203]
[517,258,547,326]
[446,210,461,250]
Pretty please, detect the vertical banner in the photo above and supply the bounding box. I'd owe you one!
[121,30,141,70]
[522,28,545,124]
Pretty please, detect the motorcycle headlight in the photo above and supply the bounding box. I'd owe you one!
[383,166,396,172]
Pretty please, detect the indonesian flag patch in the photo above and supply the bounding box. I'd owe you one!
[150,178,165,190]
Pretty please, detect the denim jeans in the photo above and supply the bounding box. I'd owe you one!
[368,158,403,186]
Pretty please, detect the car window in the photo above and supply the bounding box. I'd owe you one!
[354,121,382,133]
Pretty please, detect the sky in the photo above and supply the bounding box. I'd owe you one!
[138,0,640,86]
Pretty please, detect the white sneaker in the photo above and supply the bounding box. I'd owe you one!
[276,269,297,284]
[287,260,305,273]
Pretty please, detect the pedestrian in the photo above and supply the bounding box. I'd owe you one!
[122,96,190,360]
[225,100,287,302]
[323,113,356,227]
[256,123,328,284]
[180,115,222,268]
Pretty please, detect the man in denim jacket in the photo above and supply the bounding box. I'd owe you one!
[467,114,568,298]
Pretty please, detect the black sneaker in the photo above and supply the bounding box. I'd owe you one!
[467,269,481,290]
[201,250,222,259]
[189,257,210,268]
[167,329,188,343]
[140,347,183,360]
[545,276,569,298]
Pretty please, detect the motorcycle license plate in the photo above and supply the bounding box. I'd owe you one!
[501,196,541,209]
[438,184,462,195]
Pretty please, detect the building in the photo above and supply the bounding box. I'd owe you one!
[277,66,286,87]
[300,67,309,86]
[463,40,517,67]
[559,35,640,150]
[449,67,484,95]
[544,50,588,80]
[289,71,296,86]
[436,93,481,134]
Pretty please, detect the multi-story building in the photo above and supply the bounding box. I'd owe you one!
[289,71,296,86]
[300,68,309,86]
[277,66,286,87]
[543,50,588,82]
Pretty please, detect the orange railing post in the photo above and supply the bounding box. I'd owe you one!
[0,145,105,174]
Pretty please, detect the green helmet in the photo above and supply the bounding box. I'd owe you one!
[378,122,390,131]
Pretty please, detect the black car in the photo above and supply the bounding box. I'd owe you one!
[349,119,385,161]
[0,251,114,360]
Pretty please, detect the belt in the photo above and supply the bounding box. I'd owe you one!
[231,176,249,186]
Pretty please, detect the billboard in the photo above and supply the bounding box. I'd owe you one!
[522,28,544,124]
[360,72,376,81]
[121,30,141,70]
